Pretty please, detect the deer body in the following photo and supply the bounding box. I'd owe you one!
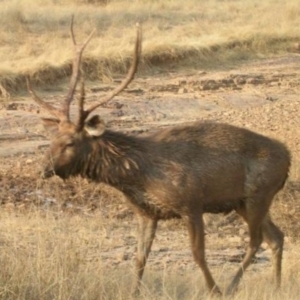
[46,122,289,220]
[28,19,290,295]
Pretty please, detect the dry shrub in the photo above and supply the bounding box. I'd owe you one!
[0,206,299,299]
[0,0,300,94]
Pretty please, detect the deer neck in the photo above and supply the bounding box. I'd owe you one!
[83,130,147,188]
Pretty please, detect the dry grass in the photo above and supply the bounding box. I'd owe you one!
[1,0,300,93]
[0,206,300,300]
[0,154,300,299]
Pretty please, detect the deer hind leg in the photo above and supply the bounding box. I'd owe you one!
[226,198,270,295]
[262,214,284,288]
[186,215,221,295]
[133,214,158,294]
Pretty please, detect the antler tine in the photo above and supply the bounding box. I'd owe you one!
[70,15,76,46]
[77,77,86,127]
[82,23,142,119]
[62,16,96,120]
[26,77,64,119]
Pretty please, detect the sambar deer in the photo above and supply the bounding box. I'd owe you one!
[27,18,291,295]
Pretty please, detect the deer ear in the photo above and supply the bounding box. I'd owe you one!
[84,115,106,137]
[41,117,60,136]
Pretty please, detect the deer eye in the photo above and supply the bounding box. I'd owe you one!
[65,141,74,148]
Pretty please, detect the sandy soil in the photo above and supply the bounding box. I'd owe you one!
[1,54,300,282]
[1,55,300,156]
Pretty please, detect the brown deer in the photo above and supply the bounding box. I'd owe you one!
[27,18,290,295]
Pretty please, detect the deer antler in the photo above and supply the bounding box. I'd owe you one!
[63,15,96,120]
[76,23,142,128]
[26,77,65,119]
[27,15,95,122]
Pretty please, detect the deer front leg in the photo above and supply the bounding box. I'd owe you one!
[187,215,221,295]
[133,214,158,294]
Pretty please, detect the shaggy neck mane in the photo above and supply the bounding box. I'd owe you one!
[79,130,149,188]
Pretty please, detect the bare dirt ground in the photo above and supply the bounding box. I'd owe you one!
[1,54,300,286]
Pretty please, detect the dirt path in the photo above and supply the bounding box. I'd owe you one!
[1,54,300,158]
[1,54,300,280]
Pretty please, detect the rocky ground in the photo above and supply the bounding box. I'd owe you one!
[1,54,300,279]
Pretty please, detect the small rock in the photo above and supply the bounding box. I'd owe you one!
[232,85,242,90]
[111,110,124,117]
[17,204,26,211]
[234,77,246,85]
[201,80,220,91]
[178,87,188,94]
[270,81,280,87]
[260,242,269,250]
[208,233,221,239]
[152,245,169,252]
[239,228,246,236]
[293,42,300,52]
[229,236,240,243]
[116,252,128,261]
[6,103,17,110]
[221,78,234,85]
[158,247,169,252]
[126,88,144,95]
[4,203,15,211]
[246,77,264,85]
[109,102,124,109]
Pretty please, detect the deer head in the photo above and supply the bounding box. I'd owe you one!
[27,17,142,178]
